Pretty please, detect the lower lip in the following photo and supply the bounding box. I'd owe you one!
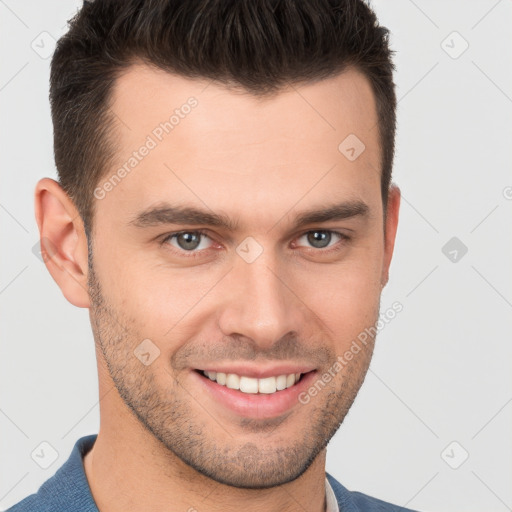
[192,369,318,419]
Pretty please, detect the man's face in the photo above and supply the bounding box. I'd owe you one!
[87,63,398,488]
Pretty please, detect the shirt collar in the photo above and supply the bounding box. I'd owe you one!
[325,476,340,512]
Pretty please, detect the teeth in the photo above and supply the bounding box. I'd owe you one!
[240,376,259,393]
[258,376,277,394]
[203,371,301,394]
[226,373,240,390]
[276,375,287,391]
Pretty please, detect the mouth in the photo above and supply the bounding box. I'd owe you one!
[192,367,317,419]
[196,369,303,395]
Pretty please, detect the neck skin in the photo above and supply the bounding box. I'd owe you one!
[83,350,329,512]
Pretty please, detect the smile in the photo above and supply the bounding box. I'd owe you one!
[201,370,301,394]
[193,367,317,418]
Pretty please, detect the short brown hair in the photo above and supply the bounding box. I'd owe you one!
[50,0,397,235]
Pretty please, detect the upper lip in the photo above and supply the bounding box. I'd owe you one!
[196,364,316,379]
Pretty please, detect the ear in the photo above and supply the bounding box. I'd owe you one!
[381,184,401,288]
[34,178,91,308]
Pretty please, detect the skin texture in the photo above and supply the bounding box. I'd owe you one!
[35,64,400,512]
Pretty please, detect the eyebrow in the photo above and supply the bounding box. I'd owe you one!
[129,200,370,232]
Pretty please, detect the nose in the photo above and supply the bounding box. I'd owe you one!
[217,251,306,352]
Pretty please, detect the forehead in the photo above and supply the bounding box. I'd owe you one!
[111,62,379,146]
[98,63,381,228]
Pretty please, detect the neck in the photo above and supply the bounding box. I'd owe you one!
[83,363,328,512]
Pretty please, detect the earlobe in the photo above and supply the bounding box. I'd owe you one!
[381,184,401,288]
[34,178,91,308]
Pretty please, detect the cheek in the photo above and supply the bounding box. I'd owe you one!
[91,251,168,338]
[300,255,383,337]
[108,261,218,339]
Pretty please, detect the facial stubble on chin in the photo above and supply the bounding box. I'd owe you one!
[86,246,376,489]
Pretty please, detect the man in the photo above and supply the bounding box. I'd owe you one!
[8,0,416,510]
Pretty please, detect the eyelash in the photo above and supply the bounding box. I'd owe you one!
[159,229,351,259]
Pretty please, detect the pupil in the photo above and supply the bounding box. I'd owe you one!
[178,232,200,250]
[307,230,330,248]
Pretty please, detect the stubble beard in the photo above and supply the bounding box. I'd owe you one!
[86,248,376,489]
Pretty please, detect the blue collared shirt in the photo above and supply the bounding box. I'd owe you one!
[6,434,419,511]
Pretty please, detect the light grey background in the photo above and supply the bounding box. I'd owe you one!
[1,1,511,511]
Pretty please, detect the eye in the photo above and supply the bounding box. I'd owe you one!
[294,230,350,252]
[161,230,214,255]
[160,228,350,259]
